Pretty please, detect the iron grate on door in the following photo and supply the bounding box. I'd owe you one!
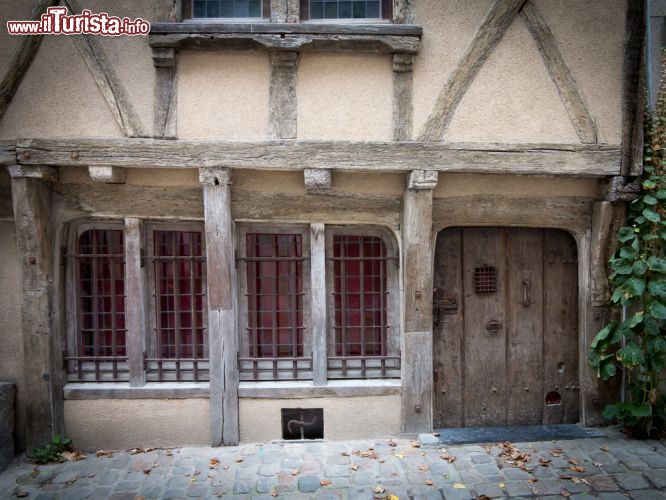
[473,266,497,294]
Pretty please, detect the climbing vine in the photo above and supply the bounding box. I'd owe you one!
[588,64,666,438]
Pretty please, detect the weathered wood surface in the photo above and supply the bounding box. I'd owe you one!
[419,0,527,141]
[149,32,420,53]
[269,51,298,140]
[124,218,146,387]
[520,2,598,143]
[50,183,402,225]
[303,169,332,194]
[64,383,210,400]
[432,228,464,428]
[201,168,238,446]
[17,138,622,176]
[7,165,57,182]
[0,0,59,120]
[88,166,126,184]
[150,22,422,35]
[0,182,13,219]
[62,0,146,137]
[433,195,594,235]
[402,180,435,433]
[310,223,327,386]
[238,380,401,398]
[605,175,642,202]
[392,54,414,141]
[11,177,64,449]
[590,201,614,307]
[153,48,177,139]
[621,0,646,176]
[0,143,16,166]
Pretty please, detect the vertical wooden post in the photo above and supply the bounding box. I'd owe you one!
[401,169,438,433]
[392,54,414,141]
[124,218,145,387]
[200,167,239,446]
[310,223,327,385]
[153,48,177,139]
[8,165,63,450]
[269,51,299,140]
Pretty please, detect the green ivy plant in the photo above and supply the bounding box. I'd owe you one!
[28,434,72,464]
[588,69,666,437]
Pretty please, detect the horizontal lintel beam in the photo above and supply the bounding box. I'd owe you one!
[150,22,422,36]
[15,138,621,177]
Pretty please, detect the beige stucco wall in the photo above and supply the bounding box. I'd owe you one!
[239,395,401,443]
[178,52,270,140]
[0,220,26,451]
[297,53,393,141]
[64,399,211,450]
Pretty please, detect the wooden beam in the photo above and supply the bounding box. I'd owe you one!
[124,218,146,386]
[62,0,146,138]
[152,48,177,139]
[200,167,238,446]
[11,175,64,449]
[418,0,527,141]
[0,143,16,166]
[88,166,126,184]
[17,138,622,177]
[7,165,57,182]
[401,170,437,433]
[0,182,13,219]
[310,223,327,386]
[0,0,59,120]
[590,202,613,307]
[150,22,422,36]
[269,51,298,140]
[621,0,647,176]
[520,2,598,144]
[392,54,414,141]
[304,168,332,194]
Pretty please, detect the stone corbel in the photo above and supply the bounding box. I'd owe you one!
[407,169,438,191]
[304,168,332,194]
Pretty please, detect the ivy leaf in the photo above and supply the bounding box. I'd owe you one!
[617,227,636,243]
[649,301,666,320]
[647,337,666,355]
[643,208,661,222]
[612,260,633,275]
[656,189,666,200]
[619,245,638,259]
[602,404,621,420]
[633,260,648,275]
[643,179,657,190]
[627,401,652,418]
[599,359,617,380]
[622,278,645,297]
[629,311,643,328]
[648,256,666,273]
[616,342,645,368]
[648,280,666,297]
[643,195,658,205]
[611,287,624,304]
[591,322,615,349]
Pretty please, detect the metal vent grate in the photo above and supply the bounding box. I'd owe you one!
[281,408,324,440]
[473,266,497,294]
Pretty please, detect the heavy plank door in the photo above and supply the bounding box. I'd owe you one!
[432,227,579,428]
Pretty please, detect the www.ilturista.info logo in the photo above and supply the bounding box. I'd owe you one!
[7,6,150,36]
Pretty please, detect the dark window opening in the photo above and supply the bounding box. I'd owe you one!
[281,408,324,440]
[301,0,391,20]
[185,0,269,18]
[545,391,562,405]
[473,265,497,295]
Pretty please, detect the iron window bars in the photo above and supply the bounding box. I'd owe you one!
[65,227,129,382]
[327,234,400,379]
[145,229,209,382]
[185,0,270,18]
[301,0,391,20]
[238,232,312,380]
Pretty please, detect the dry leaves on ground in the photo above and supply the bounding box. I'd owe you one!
[539,458,551,467]
[600,445,609,452]
[374,485,386,494]
[234,456,244,463]
[440,450,456,463]
[498,441,532,471]
[209,457,220,469]
[128,447,156,455]
[569,465,585,473]
[61,451,87,462]
[388,439,398,447]
[320,479,332,486]
[96,450,113,458]
[425,479,434,485]
[550,448,564,457]
[353,449,378,459]
[410,441,421,448]
[291,468,299,476]
[561,490,571,497]
[418,464,429,472]
[351,464,358,471]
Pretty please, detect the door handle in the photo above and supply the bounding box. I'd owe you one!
[520,279,532,307]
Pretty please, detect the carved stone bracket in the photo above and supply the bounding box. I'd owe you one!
[199,167,231,186]
[304,168,332,194]
[408,170,438,191]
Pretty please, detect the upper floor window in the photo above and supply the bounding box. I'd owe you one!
[301,0,391,20]
[187,0,269,18]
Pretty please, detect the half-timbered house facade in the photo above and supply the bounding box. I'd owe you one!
[0,0,648,451]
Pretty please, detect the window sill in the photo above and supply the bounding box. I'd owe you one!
[63,382,210,400]
[149,22,421,54]
[238,379,401,398]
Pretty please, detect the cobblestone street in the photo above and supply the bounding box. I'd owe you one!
[2,430,665,499]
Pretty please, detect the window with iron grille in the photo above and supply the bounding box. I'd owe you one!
[300,0,391,20]
[145,225,208,382]
[326,228,400,379]
[238,227,312,380]
[184,0,270,18]
[65,224,128,382]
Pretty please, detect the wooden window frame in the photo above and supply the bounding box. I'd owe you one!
[325,225,400,379]
[237,224,313,381]
[144,222,209,382]
[65,220,129,382]
[183,0,271,21]
[300,0,392,22]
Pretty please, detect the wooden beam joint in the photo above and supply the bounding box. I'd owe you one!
[304,168,332,194]
[7,165,58,182]
[407,169,438,191]
[199,167,231,186]
[605,176,641,202]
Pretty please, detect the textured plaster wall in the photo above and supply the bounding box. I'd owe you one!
[178,52,270,139]
[0,221,26,451]
[239,395,401,443]
[64,399,211,450]
[297,54,393,141]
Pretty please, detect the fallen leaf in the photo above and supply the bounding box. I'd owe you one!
[62,450,87,462]
[234,457,244,463]
[477,496,490,500]
[379,459,385,463]
[453,483,466,489]
[395,453,404,459]
[387,496,399,500]
[13,488,28,498]
[270,489,278,497]
[320,479,332,486]
[497,482,505,488]
[291,468,299,476]
[440,453,456,463]
[209,457,220,469]
[559,474,573,480]
[410,441,421,448]
[527,478,538,483]
[550,448,564,457]
[418,464,429,472]
[568,458,580,465]
[594,461,603,467]
[165,449,173,456]
[432,432,440,437]
[425,479,434,486]
[342,452,350,456]
[96,449,113,458]
[374,485,386,494]
[539,458,551,466]
[569,465,585,473]
[142,469,151,475]
[388,439,398,447]
[561,489,571,497]
[351,464,358,471]
[600,445,609,452]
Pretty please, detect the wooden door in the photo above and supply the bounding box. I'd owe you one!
[432,227,579,428]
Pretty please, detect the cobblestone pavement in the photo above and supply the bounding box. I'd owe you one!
[1,431,665,499]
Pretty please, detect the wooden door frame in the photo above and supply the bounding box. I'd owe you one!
[430,221,592,428]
